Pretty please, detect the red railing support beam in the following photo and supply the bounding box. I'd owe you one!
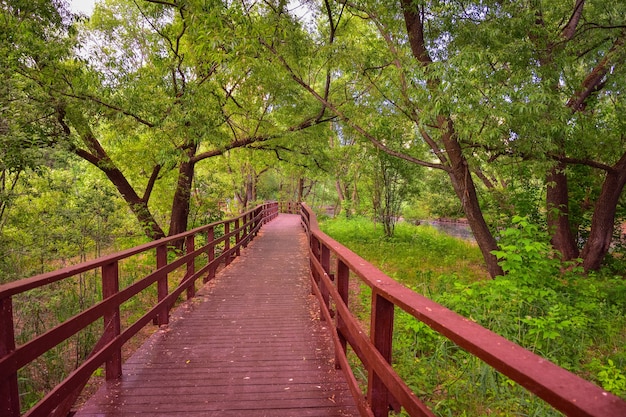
[368,292,395,417]
[310,235,321,297]
[336,259,349,368]
[224,222,231,266]
[235,218,241,257]
[0,296,20,417]
[186,235,196,299]
[206,226,215,283]
[102,261,122,380]
[320,244,331,320]
[156,244,169,325]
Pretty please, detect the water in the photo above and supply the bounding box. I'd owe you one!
[421,220,475,241]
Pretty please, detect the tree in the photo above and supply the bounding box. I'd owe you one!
[264,1,504,276]
[266,0,626,276]
[0,0,74,233]
[4,0,333,243]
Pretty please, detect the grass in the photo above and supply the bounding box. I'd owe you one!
[320,215,626,416]
[320,216,489,288]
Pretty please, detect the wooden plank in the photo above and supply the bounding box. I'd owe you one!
[74,214,358,416]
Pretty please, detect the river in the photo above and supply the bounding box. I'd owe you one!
[421,220,475,241]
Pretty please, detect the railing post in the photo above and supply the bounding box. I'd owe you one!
[310,235,321,295]
[242,212,250,248]
[320,244,331,321]
[255,207,262,234]
[102,261,122,380]
[224,221,231,266]
[205,226,215,283]
[185,235,195,299]
[156,244,169,325]
[235,218,241,257]
[336,259,349,368]
[0,297,20,417]
[369,292,395,417]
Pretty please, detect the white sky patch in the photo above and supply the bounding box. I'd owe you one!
[69,0,97,16]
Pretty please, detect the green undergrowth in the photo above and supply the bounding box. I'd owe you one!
[320,216,626,416]
[321,216,489,287]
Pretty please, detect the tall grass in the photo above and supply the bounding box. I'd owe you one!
[321,216,488,288]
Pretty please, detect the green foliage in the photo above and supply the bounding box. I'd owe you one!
[411,169,463,220]
[589,359,626,396]
[322,216,487,288]
[365,149,422,237]
[490,215,579,283]
[323,216,626,415]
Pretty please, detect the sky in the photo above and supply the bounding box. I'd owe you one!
[69,0,97,16]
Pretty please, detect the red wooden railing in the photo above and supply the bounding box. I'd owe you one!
[0,202,279,417]
[4,201,626,417]
[299,203,626,417]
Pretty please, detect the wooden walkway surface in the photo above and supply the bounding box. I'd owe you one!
[74,214,358,417]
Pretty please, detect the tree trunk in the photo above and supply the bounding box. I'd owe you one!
[298,177,305,202]
[439,117,504,278]
[245,177,254,208]
[581,153,626,271]
[335,179,345,215]
[168,143,197,237]
[400,0,503,278]
[546,162,579,260]
[102,165,166,241]
[66,110,166,240]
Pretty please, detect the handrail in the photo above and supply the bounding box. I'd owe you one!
[299,203,626,417]
[0,202,279,417]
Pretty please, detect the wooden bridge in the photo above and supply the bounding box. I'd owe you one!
[2,203,626,417]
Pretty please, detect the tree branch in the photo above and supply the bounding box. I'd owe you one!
[192,112,321,163]
[142,164,162,202]
[400,0,432,66]
[61,91,156,127]
[260,39,444,171]
[551,154,617,173]
[567,30,626,111]
[143,0,178,7]
[561,0,585,40]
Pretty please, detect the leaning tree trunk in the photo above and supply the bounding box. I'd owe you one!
[440,118,504,278]
[546,162,580,261]
[581,153,626,271]
[102,166,166,241]
[65,109,166,241]
[245,172,255,208]
[400,0,503,278]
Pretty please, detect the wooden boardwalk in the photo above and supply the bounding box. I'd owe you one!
[74,214,358,417]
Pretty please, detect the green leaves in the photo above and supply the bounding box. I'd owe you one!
[593,359,626,396]
[490,215,580,283]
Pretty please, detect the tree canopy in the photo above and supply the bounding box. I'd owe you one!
[2,0,626,278]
